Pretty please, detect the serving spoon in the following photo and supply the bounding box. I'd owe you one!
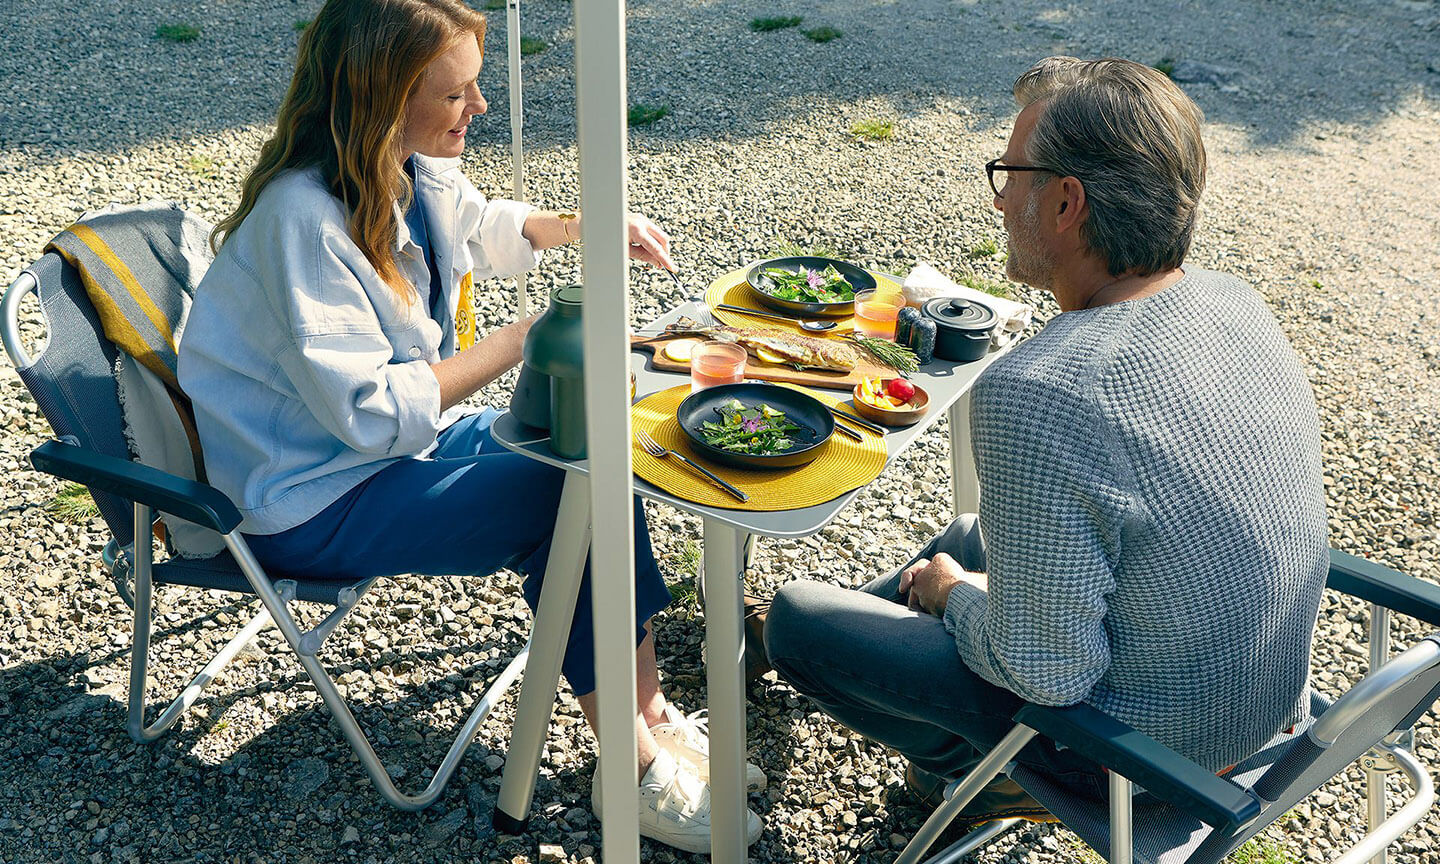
[714,303,839,332]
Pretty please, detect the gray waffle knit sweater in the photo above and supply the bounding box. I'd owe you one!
[942,269,1329,771]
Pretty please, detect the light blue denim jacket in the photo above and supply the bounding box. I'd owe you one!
[178,155,539,534]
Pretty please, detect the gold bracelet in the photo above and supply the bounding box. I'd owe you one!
[557,210,579,242]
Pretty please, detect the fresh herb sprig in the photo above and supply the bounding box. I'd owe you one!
[848,334,918,374]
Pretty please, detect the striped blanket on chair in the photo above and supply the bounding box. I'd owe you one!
[45,201,223,557]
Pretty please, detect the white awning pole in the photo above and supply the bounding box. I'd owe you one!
[506,0,528,317]
[574,0,640,861]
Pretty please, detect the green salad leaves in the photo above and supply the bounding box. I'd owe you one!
[760,265,855,304]
[699,400,802,455]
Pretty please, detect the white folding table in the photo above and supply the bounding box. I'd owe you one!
[491,299,1017,862]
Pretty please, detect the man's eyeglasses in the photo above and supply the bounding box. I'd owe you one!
[985,158,1057,198]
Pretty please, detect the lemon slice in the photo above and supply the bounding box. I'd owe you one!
[755,347,791,365]
[662,339,700,363]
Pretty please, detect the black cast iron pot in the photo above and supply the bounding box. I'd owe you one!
[920,296,998,362]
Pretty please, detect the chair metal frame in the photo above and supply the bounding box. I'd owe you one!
[897,550,1440,864]
[4,261,585,817]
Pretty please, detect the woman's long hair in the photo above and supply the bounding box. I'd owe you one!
[211,0,486,298]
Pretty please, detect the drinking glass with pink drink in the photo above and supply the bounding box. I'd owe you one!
[690,341,747,393]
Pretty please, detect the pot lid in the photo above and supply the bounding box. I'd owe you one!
[920,296,997,333]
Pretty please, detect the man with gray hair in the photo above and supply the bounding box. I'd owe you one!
[764,56,1329,825]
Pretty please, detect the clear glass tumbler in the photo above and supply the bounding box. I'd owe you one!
[853,288,904,340]
[690,340,747,393]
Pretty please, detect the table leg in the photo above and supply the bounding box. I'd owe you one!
[695,531,752,614]
[702,517,749,863]
[948,390,980,517]
[495,472,592,832]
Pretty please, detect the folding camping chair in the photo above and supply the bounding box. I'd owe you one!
[2,250,582,818]
[897,549,1440,864]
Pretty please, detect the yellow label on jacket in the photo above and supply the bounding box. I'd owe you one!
[456,271,476,351]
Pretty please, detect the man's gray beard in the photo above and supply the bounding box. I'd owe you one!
[1005,189,1054,291]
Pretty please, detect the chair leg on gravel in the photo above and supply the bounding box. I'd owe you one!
[125,504,274,743]
[222,531,539,811]
[919,819,1023,864]
[895,725,1039,864]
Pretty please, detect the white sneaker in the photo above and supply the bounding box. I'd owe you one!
[591,748,763,855]
[651,705,768,792]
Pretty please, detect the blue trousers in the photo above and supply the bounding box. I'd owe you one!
[246,409,672,695]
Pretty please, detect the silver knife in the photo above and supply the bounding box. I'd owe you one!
[670,450,749,502]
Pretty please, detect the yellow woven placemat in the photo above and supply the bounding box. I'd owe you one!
[631,384,887,511]
[703,265,904,336]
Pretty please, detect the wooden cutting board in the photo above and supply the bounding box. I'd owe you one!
[630,333,889,391]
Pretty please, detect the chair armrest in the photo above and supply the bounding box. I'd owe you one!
[1013,702,1261,831]
[30,439,241,535]
[1327,548,1440,627]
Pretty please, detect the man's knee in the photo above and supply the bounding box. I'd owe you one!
[763,580,837,686]
[934,512,985,572]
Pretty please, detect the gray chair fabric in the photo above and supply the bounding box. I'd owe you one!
[15,252,135,546]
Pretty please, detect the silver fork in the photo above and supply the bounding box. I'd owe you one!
[666,269,717,326]
[635,429,748,502]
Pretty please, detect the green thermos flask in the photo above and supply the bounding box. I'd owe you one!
[510,285,587,459]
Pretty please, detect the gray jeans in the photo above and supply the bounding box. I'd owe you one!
[765,514,1107,799]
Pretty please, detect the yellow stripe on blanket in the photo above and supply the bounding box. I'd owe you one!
[52,224,181,389]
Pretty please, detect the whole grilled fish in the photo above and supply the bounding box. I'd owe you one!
[662,318,862,372]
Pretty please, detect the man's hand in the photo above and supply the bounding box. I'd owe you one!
[898,552,987,617]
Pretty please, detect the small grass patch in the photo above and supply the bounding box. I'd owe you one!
[185,154,217,180]
[1228,834,1298,864]
[668,581,698,608]
[677,539,701,577]
[519,36,547,55]
[802,26,842,43]
[1154,56,1176,78]
[1310,279,1324,290]
[767,239,842,260]
[967,237,1001,258]
[960,274,1011,299]
[750,15,802,32]
[667,540,702,609]
[628,103,669,127]
[849,117,895,142]
[483,0,506,9]
[155,24,201,43]
[292,19,310,32]
[46,483,99,524]
[1067,837,1106,864]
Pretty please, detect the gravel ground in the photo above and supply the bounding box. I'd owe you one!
[2,0,1438,862]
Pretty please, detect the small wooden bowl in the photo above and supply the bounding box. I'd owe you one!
[851,379,930,427]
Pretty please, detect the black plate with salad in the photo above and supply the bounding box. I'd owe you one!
[676,382,835,469]
[744,255,878,318]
